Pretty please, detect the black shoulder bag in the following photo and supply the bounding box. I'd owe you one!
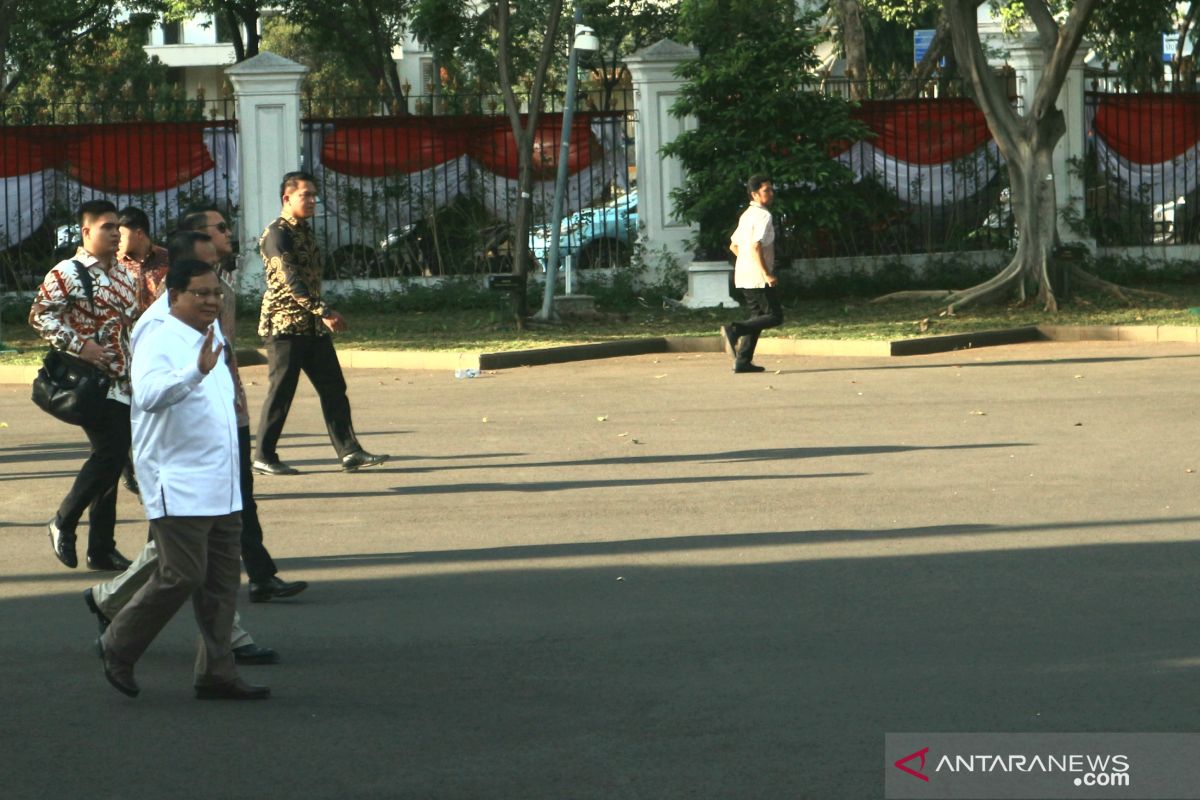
[31,261,113,426]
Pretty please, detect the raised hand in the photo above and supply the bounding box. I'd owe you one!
[197,327,224,375]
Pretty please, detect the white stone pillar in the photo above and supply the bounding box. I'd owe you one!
[625,39,698,282]
[225,52,309,291]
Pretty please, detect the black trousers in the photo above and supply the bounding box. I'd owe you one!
[57,398,130,557]
[238,425,276,583]
[733,287,783,365]
[254,334,360,463]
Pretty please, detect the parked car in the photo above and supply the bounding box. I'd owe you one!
[529,189,637,270]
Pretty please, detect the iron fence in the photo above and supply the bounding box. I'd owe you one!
[301,90,636,279]
[812,78,1018,259]
[0,97,238,292]
[1081,88,1200,247]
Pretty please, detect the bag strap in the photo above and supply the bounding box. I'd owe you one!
[71,259,94,306]
[68,258,103,345]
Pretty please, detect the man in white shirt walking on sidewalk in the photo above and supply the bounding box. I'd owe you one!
[722,175,782,373]
[97,259,268,701]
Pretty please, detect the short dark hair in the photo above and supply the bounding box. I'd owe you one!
[280,170,316,199]
[746,175,772,196]
[166,230,213,265]
[78,200,117,228]
[117,206,150,233]
[178,204,222,233]
[165,259,215,299]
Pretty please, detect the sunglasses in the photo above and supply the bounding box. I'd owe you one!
[204,222,230,233]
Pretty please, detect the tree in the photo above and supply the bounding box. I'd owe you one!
[410,0,473,98]
[158,0,266,62]
[661,0,868,260]
[0,0,115,97]
[259,16,377,103]
[5,14,187,116]
[496,0,567,320]
[834,0,951,97]
[581,0,678,110]
[936,0,1173,311]
[282,0,412,107]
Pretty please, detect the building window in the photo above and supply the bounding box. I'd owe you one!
[420,59,434,94]
[162,20,181,45]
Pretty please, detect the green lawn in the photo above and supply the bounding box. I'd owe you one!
[4,285,1200,365]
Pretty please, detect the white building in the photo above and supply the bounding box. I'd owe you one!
[143,14,431,103]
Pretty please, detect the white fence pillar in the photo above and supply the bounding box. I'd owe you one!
[226,52,308,292]
[625,39,698,281]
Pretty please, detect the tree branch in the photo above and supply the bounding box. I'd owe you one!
[1030,0,1099,124]
[944,0,1019,149]
[1025,0,1058,57]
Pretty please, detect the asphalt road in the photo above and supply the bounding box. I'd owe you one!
[2,341,1198,799]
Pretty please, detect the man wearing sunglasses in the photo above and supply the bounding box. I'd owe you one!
[177,206,309,604]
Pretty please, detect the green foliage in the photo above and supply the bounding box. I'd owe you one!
[5,15,179,111]
[260,17,376,99]
[661,0,869,258]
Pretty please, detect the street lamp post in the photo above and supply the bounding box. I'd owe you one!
[535,3,598,321]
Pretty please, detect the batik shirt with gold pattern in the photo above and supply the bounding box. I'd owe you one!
[257,213,333,337]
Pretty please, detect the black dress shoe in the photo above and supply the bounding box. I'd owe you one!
[252,459,299,476]
[48,518,77,569]
[249,575,309,603]
[195,678,270,700]
[84,588,111,634]
[87,549,132,572]
[234,643,281,665]
[341,450,389,471]
[97,638,139,698]
[732,363,766,373]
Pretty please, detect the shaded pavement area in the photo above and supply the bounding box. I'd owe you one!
[1,341,1199,798]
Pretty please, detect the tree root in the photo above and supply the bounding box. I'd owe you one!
[1068,265,1177,304]
[870,290,954,304]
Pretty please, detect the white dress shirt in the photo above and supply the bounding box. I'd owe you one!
[730,202,776,289]
[131,312,241,520]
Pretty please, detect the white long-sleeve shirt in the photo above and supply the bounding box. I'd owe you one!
[131,312,241,520]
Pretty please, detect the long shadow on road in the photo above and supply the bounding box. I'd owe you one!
[4,537,1199,799]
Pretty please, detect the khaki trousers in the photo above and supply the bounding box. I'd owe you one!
[103,512,242,685]
[94,537,254,648]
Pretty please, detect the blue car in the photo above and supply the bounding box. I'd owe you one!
[529,189,638,270]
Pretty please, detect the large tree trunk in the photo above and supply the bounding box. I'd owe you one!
[948,134,1059,311]
[497,0,563,323]
[936,0,1100,313]
[837,0,868,100]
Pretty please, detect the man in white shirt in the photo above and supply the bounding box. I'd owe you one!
[97,259,269,701]
[85,229,287,667]
[722,175,783,373]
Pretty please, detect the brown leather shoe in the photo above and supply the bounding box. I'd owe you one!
[194,678,270,700]
[96,638,139,698]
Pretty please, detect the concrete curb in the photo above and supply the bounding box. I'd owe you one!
[2,325,1198,385]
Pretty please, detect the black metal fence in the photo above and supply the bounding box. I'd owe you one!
[0,97,238,291]
[811,78,1018,259]
[1081,87,1200,246]
[301,91,636,279]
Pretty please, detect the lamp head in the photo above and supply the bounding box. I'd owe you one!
[574,24,599,52]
